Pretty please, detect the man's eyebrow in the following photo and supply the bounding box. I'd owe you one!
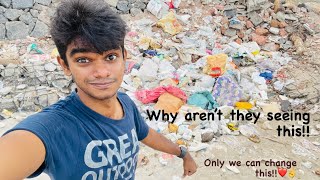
[70,48,121,57]
[70,48,95,57]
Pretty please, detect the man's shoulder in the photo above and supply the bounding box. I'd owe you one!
[117,91,134,104]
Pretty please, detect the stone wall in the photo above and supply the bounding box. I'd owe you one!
[0,58,73,111]
[0,0,151,40]
[0,0,57,40]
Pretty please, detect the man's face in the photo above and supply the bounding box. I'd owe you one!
[58,41,127,101]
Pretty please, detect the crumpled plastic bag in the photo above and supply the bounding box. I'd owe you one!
[203,54,228,76]
[135,86,187,104]
[157,11,182,35]
[212,75,248,106]
[155,92,184,113]
[187,91,219,110]
[138,37,162,50]
[147,0,169,19]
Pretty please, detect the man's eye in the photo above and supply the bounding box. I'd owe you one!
[106,54,117,61]
[76,58,90,63]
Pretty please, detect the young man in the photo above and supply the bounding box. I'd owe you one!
[0,0,197,179]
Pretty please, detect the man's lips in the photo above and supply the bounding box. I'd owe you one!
[89,81,115,89]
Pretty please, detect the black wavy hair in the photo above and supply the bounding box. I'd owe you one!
[50,0,128,66]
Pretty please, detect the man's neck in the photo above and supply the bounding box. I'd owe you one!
[76,90,123,120]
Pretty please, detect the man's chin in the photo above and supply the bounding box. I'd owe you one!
[88,92,117,101]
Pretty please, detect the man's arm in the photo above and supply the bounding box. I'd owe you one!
[0,130,46,179]
[141,128,198,177]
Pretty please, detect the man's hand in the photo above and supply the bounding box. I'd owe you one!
[182,152,198,177]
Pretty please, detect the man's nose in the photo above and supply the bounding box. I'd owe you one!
[92,61,111,78]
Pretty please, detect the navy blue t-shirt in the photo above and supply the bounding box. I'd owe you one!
[4,91,149,180]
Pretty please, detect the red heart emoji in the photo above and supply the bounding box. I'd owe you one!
[278,167,287,177]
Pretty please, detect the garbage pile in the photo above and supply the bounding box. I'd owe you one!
[118,0,319,151]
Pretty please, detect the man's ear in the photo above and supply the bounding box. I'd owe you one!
[57,56,71,76]
[123,48,127,62]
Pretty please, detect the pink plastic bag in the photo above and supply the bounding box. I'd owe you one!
[135,86,187,104]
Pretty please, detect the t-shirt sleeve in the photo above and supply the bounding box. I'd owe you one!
[2,112,55,178]
[128,99,149,141]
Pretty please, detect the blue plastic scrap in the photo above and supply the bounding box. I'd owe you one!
[187,91,219,110]
[259,72,273,80]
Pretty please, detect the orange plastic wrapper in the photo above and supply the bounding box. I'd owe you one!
[203,54,228,76]
[155,93,184,113]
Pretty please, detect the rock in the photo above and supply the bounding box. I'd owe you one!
[278,21,287,28]
[35,0,51,6]
[116,1,130,12]
[270,19,280,27]
[229,22,243,30]
[235,38,242,44]
[0,98,16,110]
[303,24,315,35]
[0,14,8,23]
[247,0,268,12]
[48,93,59,105]
[19,12,33,25]
[280,100,290,112]
[12,0,33,9]
[255,27,268,35]
[30,20,48,38]
[6,21,28,40]
[246,20,254,28]
[28,21,36,34]
[0,24,5,39]
[304,2,320,14]
[269,27,280,35]
[106,0,118,7]
[33,3,47,11]
[224,9,237,18]
[201,132,214,142]
[133,1,146,9]
[284,14,298,21]
[0,6,5,13]
[279,28,287,37]
[0,86,12,96]
[30,9,39,18]
[4,9,23,21]
[236,31,244,39]
[16,84,27,90]
[262,42,280,51]
[44,63,56,72]
[37,8,54,25]
[281,40,292,50]
[2,64,17,77]
[221,17,229,25]
[52,79,70,90]
[130,7,142,16]
[248,11,263,26]
[251,34,267,45]
[224,28,237,37]
[276,12,285,22]
[0,0,11,8]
